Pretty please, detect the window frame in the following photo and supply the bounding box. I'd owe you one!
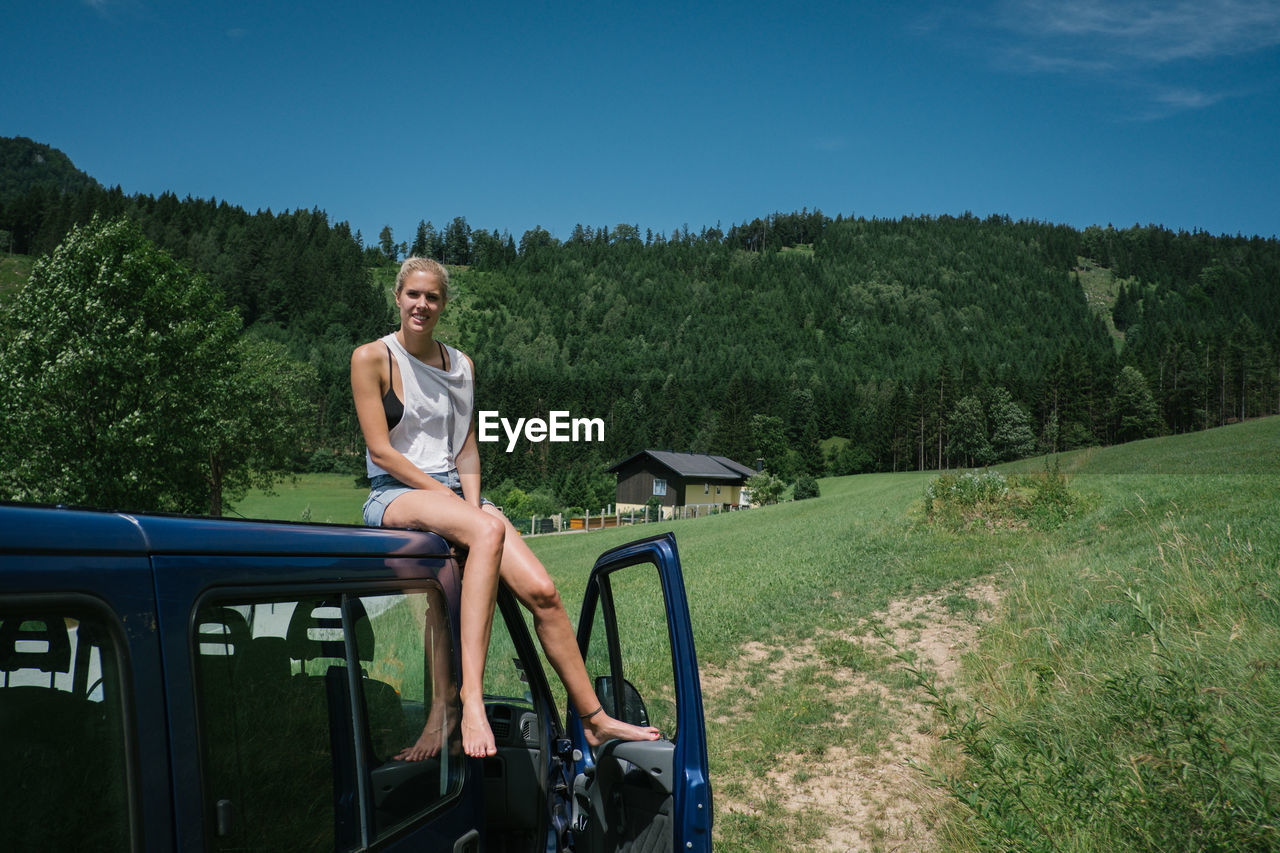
[189,579,464,851]
[653,478,667,496]
[0,592,141,851]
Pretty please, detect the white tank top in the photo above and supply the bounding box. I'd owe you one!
[366,333,475,479]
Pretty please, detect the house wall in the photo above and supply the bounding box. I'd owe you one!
[613,459,679,509]
[681,482,741,507]
[613,455,749,512]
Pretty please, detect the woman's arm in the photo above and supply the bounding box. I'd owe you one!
[350,342,455,494]
[455,353,483,508]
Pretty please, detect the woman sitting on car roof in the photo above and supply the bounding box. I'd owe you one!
[351,256,660,759]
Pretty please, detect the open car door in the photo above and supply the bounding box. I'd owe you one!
[568,532,712,853]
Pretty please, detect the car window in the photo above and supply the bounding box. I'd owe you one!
[584,562,679,741]
[353,590,464,839]
[194,586,462,852]
[483,605,534,707]
[0,603,133,850]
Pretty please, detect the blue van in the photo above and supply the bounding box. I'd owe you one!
[0,504,711,852]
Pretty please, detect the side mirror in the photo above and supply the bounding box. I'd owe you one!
[593,676,650,727]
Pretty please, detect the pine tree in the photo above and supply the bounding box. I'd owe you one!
[443,217,471,265]
[378,225,398,262]
[411,219,429,257]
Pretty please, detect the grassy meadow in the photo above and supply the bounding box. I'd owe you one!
[230,473,368,525]
[901,420,1279,852]
[238,417,1280,851]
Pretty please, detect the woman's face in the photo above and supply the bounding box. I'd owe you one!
[397,270,446,336]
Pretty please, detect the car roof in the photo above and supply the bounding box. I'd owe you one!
[0,503,452,559]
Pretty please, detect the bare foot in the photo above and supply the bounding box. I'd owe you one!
[582,710,662,748]
[397,704,452,761]
[461,700,497,758]
[397,727,443,761]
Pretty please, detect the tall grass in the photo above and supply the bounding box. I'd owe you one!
[910,419,1280,852]
[911,518,1280,851]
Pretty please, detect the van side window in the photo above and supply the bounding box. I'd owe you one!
[354,590,464,839]
[194,587,461,852]
[0,605,132,850]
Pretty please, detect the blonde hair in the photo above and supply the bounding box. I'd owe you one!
[395,256,450,299]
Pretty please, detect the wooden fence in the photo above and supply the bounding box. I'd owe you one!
[516,503,743,535]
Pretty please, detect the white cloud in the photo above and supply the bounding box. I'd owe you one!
[994,0,1280,66]
[82,0,145,17]
[955,0,1280,117]
[1124,85,1234,120]
[1152,87,1228,109]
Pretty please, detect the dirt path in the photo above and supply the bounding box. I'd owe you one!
[703,580,1000,852]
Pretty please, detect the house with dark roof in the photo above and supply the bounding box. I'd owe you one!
[606,450,757,515]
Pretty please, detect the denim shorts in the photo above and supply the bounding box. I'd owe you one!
[363,471,495,527]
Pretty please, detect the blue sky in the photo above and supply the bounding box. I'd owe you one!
[6,0,1280,244]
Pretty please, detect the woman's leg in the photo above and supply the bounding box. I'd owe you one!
[482,506,661,746]
[397,593,459,762]
[383,491,506,758]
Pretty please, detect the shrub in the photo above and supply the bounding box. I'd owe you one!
[793,474,821,500]
[517,489,561,519]
[924,470,1010,526]
[305,448,363,475]
[1023,459,1080,528]
[925,465,1083,531]
[745,471,785,506]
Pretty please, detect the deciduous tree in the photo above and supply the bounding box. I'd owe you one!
[745,470,784,506]
[988,386,1037,462]
[947,395,991,468]
[0,217,314,514]
[749,414,788,478]
[1113,365,1163,442]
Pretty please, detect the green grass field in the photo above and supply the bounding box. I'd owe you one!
[229,473,368,524]
[936,422,1280,852]
[238,417,1280,850]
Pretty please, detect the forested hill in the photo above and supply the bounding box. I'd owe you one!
[0,136,389,458]
[2,137,1277,503]
[458,215,1276,489]
[0,137,101,204]
[460,216,1104,486]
